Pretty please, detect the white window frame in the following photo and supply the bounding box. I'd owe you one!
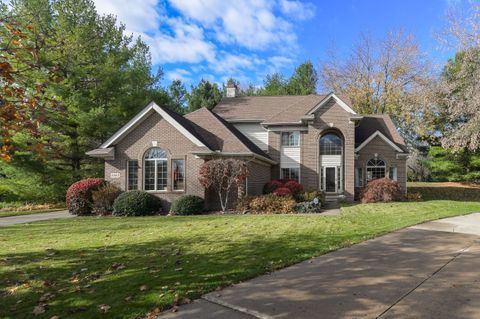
[127,160,138,190]
[281,131,300,147]
[355,167,364,187]
[281,167,300,182]
[366,158,386,182]
[389,166,398,181]
[172,159,185,191]
[144,148,168,192]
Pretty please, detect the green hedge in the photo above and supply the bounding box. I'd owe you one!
[113,191,162,216]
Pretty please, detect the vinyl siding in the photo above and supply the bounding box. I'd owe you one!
[281,146,300,168]
[233,123,268,151]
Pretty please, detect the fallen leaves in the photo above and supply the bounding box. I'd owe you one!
[98,304,111,313]
[32,305,45,315]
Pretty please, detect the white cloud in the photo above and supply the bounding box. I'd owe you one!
[168,0,309,50]
[166,68,191,82]
[280,0,316,20]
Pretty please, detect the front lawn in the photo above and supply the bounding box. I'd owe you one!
[1,200,480,319]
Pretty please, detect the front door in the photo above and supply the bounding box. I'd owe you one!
[325,167,336,192]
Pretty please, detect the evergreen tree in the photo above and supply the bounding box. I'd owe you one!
[187,79,223,112]
[287,61,318,95]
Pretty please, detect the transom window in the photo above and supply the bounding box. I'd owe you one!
[144,147,167,191]
[320,133,342,155]
[366,158,386,181]
[281,131,300,146]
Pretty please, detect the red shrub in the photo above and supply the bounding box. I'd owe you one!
[66,178,105,215]
[284,180,303,196]
[273,187,292,196]
[360,178,403,203]
[263,180,284,194]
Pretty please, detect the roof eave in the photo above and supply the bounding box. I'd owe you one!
[191,151,277,165]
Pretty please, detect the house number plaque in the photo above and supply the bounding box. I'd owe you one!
[110,172,121,179]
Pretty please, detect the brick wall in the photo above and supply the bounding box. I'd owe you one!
[356,135,407,194]
[247,160,271,195]
[105,112,207,211]
[301,99,356,200]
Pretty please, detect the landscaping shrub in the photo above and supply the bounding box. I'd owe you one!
[112,190,162,216]
[273,187,292,196]
[0,185,17,202]
[236,196,254,212]
[360,178,403,203]
[284,180,303,197]
[66,178,104,215]
[295,201,322,214]
[263,180,284,194]
[170,195,205,215]
[405,192,422,202]
[299,190,326,206]
[249,194,296,214]
[92,184,122,215]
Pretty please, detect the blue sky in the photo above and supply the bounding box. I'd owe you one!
[92,0,474,88]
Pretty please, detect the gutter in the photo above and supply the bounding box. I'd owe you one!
[191,151,277,165]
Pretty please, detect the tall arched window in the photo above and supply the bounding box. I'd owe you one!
[366,158,386,181]
[144,148,167,191]
[320,133,343,155]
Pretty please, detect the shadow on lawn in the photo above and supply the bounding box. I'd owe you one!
[2,219,478,319]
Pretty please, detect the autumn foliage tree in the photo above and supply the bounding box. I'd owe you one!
[198,158,249,212]
[0,4,60,160]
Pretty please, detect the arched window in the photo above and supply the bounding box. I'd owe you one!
[320,133,342,155]
[144,148,167,191]
[366,158,386,181]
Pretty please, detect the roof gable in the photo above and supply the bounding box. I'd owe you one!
[307,93,357,115]
[100,102,208,149]
[355,115,407,152]
[355,130,404,153]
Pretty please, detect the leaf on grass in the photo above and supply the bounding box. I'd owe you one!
[98,304,111,313]
[33,305,45,315]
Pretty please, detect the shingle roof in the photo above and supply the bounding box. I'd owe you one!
[355,115,408,152]
[213,95,326,123]
[184,107,272,160]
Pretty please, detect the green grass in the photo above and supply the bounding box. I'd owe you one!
[1,201,480,319]
[0,208,65,218]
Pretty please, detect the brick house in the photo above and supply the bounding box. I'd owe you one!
[87,88,408,210]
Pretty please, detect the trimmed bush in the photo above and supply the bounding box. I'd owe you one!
[295,201,322,214]
[249,194,297,214]
[92,184,122,215]
[66,178,104,215]
[273,187,292,196]
[263,180,284,194]
[284,180,303,197]
[112,190,162,216]
[360,178,403,203]
[170,195,205,215]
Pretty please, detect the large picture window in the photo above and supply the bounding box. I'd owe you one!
[281,131,300,146]
[127,160,138,190]
[172,159,185,191]
[366,158,386,181]
[320,133,342,155]
[144,148,167,191]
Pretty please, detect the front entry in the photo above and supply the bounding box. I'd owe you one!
[325,167,336,192]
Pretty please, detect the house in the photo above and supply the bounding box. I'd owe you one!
[87,86,408,210]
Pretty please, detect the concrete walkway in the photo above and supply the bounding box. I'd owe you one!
[0,210,72,226]
[160,213,480,319]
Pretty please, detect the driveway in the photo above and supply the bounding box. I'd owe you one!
[0,210,72,226]
[160,213,480,319]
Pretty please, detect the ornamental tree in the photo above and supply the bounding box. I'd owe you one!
[198,158,249,212]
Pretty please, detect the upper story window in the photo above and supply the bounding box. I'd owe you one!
[366,158,386,181]
[144,147,168,191]
[320,133,342,155]
[281,131,300,146]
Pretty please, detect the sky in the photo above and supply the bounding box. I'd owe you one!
[91,0,474,88]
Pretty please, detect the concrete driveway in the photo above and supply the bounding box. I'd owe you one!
[0,210,72,226]
[160,213,480,319]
